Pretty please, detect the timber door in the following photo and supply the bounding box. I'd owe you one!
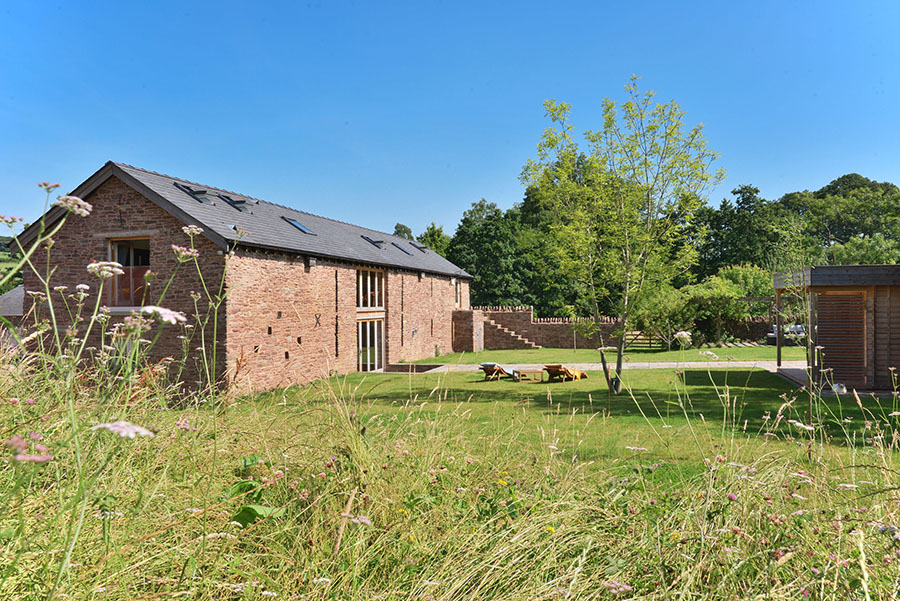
[358,319,384,372]
[816,291,867,388]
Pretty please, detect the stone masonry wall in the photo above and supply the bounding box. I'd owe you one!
[21,176,227,388]
[225,252,357,392]
[451,309,484,353]
[476,306,619,349]
[384,271,459,364]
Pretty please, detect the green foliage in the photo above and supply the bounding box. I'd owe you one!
[415,222,451,257]
[684,275,744,344]
[521,78,723,386]
[631,284,693,349]
[230,504,285,527]
[716,264,773,316]
[826,233,900,265]
[392,222,413,240]
[446,200,525,306]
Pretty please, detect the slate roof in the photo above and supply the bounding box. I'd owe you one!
[21,162,471,279]
[0,285,23,317]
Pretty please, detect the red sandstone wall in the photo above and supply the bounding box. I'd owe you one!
[476,306,619,349]
[225,252,357,392]
[384,271,457,363]
[21,176,227,388]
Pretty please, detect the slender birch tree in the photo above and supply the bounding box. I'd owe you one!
[522,77,724,392]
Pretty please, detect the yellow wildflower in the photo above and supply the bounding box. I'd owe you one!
[545,526,556,534]
[497,479,508,486]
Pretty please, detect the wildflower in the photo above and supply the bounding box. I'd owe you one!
[52,195,92,217]
[601,580,633,594]
[298,489,310,499]
[87,261,124,279]
[545,525,555,534]
[312,577,331,584]
[423,580,441,586]
[4,435,26,451]
[674,331,692,347]
[9,398,18,405]
[0,215,23,224]
[15,453,52,463]
[171,244,200,262]
[625,446,648,451]
[727,493,738,501]
[699,350,719,360]
[889,411,900,417]
[497,479,508,486]
[76,284,90,292]
[837,483,859,490]
[90,420,154,439]
[182,225,204,237]
[261,591,278,597]
[39,181,61,191]
[348,508,375,527]
[29,432,42,440]
[141,306,187,325]
[174,418,198,431]
[24,398,35,405]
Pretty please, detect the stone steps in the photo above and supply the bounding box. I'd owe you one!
[484,319,542,350]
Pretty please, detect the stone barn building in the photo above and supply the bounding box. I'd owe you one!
[16,161,473,392]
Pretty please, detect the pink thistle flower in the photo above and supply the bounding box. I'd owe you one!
[727,493,738,501]
[9,398,18,405]
[90,420,154,439]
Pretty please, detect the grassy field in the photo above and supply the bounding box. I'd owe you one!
[4,358,898,599]
[409,344,808,365]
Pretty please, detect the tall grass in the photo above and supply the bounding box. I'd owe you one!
[0,189,899,599]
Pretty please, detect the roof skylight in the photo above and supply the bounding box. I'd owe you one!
[392,241,413,255]
[218,194,251,213]
[410,242,428,253]
[361,235,385,249]
[174,182,214,204]
[282,216,316,235]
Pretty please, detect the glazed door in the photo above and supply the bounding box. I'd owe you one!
[358,319,384,372]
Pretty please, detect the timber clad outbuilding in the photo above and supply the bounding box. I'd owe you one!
[15,161,473,392]
[775,265,900,391]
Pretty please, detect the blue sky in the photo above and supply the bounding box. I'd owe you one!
[2,1,899,236]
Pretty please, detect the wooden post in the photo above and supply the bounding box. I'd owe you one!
[808,288,818,387]
[776,289,783,367]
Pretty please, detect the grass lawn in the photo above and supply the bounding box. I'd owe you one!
[408,344,808,365]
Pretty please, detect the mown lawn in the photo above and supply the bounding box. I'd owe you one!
[407,344,808,365]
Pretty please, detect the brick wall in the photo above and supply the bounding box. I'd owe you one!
[21,176,228,388]
[475,306,619,349]
[225,252,358,392]
[451,309,484,352]
[384,271,458,364]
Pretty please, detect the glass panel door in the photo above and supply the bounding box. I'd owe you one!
[358,319,384,372]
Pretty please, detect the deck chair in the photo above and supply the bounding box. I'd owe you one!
[480,362,514,381]
[543,364,589,382]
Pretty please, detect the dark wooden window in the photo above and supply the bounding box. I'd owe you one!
[110,239,150,306]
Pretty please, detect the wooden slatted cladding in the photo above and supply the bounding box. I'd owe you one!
[874,286,900,389]
[816,291,867,388]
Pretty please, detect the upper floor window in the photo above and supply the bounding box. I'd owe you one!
[357,268,384,309]
[111,238,150,306]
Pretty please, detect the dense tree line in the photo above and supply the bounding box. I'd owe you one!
[397,171,900,329]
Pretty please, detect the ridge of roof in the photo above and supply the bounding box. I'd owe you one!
[112,162,265,203]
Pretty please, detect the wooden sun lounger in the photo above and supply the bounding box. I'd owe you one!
[480,362,514,381]
[543,364,589,382]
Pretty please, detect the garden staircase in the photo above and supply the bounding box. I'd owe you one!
[483,318,542,350]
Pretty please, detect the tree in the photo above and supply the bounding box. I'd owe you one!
[631,283,693,350]
[684,276,744,344]
[522,78,723,392]
[447,200,524,306]
[415,222,451,257]
[717,263,774,316]
[393,223,413,240]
